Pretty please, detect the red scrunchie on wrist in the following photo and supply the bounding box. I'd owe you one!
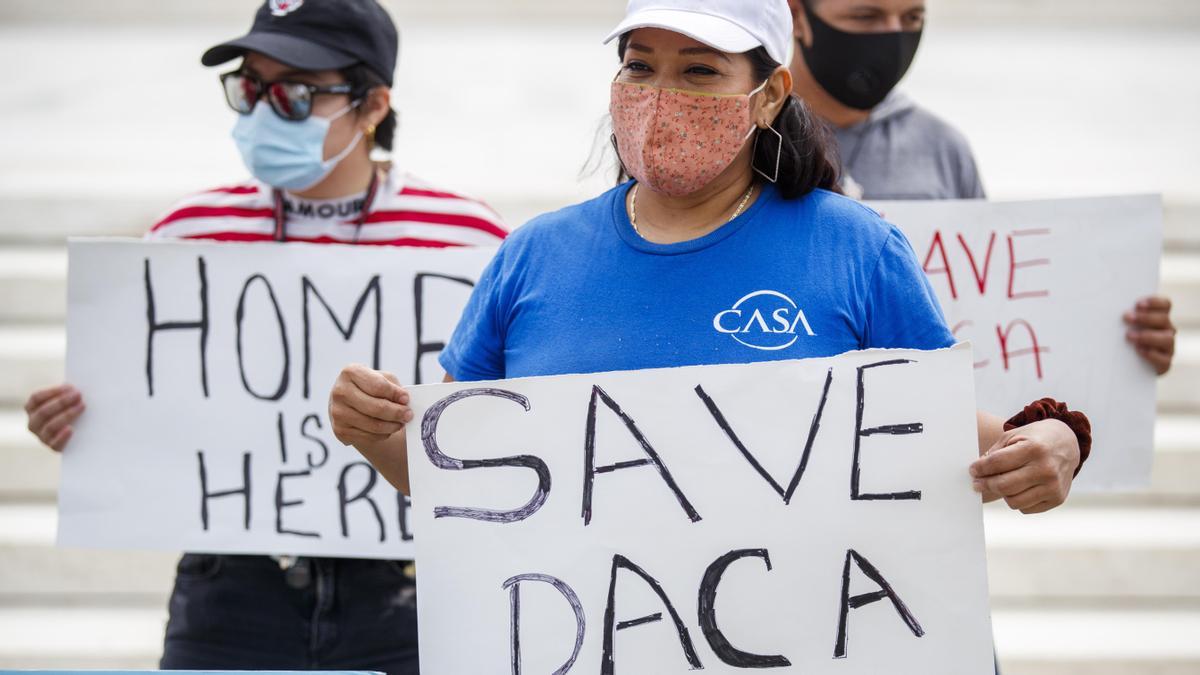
[1003,398,1092,477]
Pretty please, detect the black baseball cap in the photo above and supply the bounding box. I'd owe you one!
[201,0,399,87]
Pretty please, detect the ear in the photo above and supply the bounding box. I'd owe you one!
[789,0,813,47]
[359,85,391,131]
[758,66,794,127]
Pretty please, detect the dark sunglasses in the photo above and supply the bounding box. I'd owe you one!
[220,70,359,122]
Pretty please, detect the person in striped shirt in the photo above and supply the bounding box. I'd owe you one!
[147,161,506,248]
[22,1,503,672]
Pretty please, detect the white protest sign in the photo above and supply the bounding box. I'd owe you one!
[59,238,496,559]
[406,344,993,674]
[878,195,1163,491]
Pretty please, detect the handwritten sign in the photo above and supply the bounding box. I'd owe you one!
[405,345,993,673]
[879,195,1163,490]
[58,238,497,559]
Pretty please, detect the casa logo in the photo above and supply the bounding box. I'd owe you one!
[269,0,304,17]
[712,290,816,351]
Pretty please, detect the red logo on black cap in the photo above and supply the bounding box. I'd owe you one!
[269,0,304,16]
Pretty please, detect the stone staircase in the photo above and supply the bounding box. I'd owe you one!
[1,5,1199,673]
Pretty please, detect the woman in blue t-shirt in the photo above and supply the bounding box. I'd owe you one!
[328,0,1084,517]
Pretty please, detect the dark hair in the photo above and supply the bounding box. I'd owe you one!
[614,35,840,199]
[342,63,397,152]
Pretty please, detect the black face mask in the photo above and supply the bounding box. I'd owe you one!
[799,2,923,111]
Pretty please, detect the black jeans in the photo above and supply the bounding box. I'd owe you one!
[160,554,418,674]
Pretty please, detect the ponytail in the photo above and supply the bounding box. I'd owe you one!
[746,47,841,199]
[342,63,398,152]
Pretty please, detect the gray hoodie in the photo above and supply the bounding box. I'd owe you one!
[832,91,985,201]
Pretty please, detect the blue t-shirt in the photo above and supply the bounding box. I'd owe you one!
[440,182,954,382]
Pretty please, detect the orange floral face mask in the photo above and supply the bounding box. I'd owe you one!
[610,79,766,197]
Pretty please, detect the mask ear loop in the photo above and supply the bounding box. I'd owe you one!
[321,99,366,169]
[741,80,770,141]
[325,98,362,122]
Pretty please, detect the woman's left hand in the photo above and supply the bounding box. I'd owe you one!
[1125,295,1176,375]
[969,419,1080,514]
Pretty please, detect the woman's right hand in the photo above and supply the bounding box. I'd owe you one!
[329,364,414,493]
[25,384,85,452]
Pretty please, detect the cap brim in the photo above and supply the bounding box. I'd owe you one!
[201,31,359,71]
[602,8,761,55]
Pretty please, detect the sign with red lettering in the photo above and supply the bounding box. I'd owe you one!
[405,344,993,673]
[876,195,1162,490]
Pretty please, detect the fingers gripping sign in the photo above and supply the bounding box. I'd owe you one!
[329,363,419,494]
[25,384,86,452]
[1123,295,1176,375]
[329,363,412,447]
[970,419,1080,514]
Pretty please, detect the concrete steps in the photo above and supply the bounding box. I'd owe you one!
[1158,333,1200,412]
[0,411,61,501]
[0,326,64,407]
[983,503,1200,601]
[991,608,1200,675]
[0,503,176,601]
[1161,253,1200,325]
[0,605,165,670]
[0,248,68,324]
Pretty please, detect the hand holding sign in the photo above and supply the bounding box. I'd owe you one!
[1124,295,1177,375]
[25,383,86,452]
[970,418,1080,514]
[329,363,415,494]
[329,364,413,439]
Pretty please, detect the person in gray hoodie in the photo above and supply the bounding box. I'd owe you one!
[786,0,1177,374]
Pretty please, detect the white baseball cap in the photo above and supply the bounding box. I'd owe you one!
[603,0,794,66]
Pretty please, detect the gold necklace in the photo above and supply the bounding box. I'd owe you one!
[629,182,756,239]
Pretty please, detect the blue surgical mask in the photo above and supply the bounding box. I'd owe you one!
[232,101,364,191]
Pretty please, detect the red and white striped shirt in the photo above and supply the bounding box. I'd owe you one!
[147,170,508,246]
